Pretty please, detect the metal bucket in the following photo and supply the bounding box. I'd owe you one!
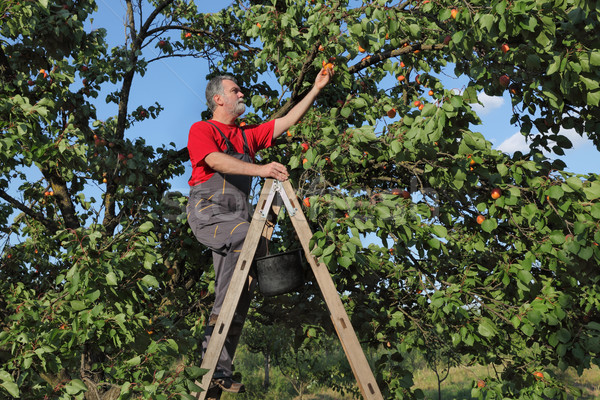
[255,249,304,296]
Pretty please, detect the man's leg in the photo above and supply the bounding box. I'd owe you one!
[204,249,253,379]
[200,220,266,392]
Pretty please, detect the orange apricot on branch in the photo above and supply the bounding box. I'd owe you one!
[322,62,334,75]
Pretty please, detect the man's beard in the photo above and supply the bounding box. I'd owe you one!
[234,101,246,116]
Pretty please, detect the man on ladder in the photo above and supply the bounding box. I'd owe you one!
[186,67,332,395]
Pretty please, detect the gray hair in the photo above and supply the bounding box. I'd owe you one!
[206,75,238,112]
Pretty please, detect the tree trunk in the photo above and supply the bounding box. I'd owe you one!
[263,350,270,390]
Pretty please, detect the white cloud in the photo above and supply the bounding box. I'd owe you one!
[496,128,592,154]
[471,93,505,116]
[560,128,590,149]
[496,131,528,153]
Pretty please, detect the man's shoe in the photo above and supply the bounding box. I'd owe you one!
[212,377,245,393]
[205,384,222,400]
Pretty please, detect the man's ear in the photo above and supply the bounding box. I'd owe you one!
[213,93,224,107]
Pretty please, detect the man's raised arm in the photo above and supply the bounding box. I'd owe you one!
[272,67,333,139]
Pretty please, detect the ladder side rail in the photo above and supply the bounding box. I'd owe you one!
[280,180,384,400]
[192,179,276,399]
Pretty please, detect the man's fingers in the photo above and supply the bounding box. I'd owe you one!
[268,162,288,181]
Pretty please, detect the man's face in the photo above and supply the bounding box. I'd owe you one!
[217,79,245,117]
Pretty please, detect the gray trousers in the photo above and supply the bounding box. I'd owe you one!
[187,184,265,378]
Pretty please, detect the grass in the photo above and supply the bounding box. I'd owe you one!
[412,364,488,400]
[220,344,600,399]
[291,390,356,400]
[221,363,600,400]
[413,364,600,400]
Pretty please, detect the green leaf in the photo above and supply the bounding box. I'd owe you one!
[462,86,478,103]
[338,256,352,268]
[497,163,508,176]
[0,381,19,398]
[547,55,561,75]
[521,323,534,336]
[578,245,594,261]
[333,197,348,210]
[587,89,600,106]
[65,379,88,395]
[481,218,497,233]
[139,221,154,233]
[350,23,362,36]
[86,290,100,302]
[527,309,542,325]
[144,252,156,270]
[452,168,466,189]
[375,205,391,219]
[408,24,420,36]
[142,275,160,288]
[70,300,86,311]
[322,244,336,257]
[452,30,464,44]
[462,131,486,150]
[548,185,564,199]
[536,31,550,48]
[106,271,118,286]
[185,366,208,379]
[591,203,600,219]
[352,98,368,109]
[557,328,571,343]
[590,51,600,66]
[565,176,583,190]
[549,231,566,245]
[439,8,451,21]
[511,314,521,328]
[251,94,265,108]
[478,317,497,338]
[58,139,68,153]
[431,225,447,238]
[125,356,141,366]
[583,181,600,200]
[479,14,494,32]
[580,75,600,91]
[517,269,533,284]
[588,321,600,331]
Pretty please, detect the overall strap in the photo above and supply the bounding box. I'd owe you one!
[206,121,252,157]
[239,126,251,156]
[206,121,236,155]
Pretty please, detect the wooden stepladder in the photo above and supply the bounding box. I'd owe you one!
[192,179,383,400]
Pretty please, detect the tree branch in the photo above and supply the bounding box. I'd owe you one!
[0,189,59,233]
[103,1,177,234]
[145,25,259,52]
[348,42,447,74]
[0,44,15,84]
[271,41,447,120]
[40,168,80,230]
[125,0,137,45]
[137,0,175,43]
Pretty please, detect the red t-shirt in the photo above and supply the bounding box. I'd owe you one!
[187,120,275,186]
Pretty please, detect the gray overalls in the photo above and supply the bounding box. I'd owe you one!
[186,122,265,378]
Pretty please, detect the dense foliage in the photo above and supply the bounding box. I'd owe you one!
[1,0,599,399]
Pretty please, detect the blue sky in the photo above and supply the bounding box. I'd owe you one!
[91,1,598,197]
